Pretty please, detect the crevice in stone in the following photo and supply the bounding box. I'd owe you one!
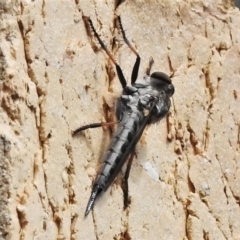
[65,144,76,205]
[202,66,215,152]
[215,153,240,205]
[92,210,100,240]
[70,213,78,240]
[18,14,54,228]
[18,18,52,223]
[54,215,62,237]
[185,206,191,240]
[188,175,195,194]
[43,170,55,219]
[223,186,229,204]
[16,206,28,236]
[114,0,125,10]
[116,229,131,240]
[186,123,201,155]
[17,14,48,149]
[41,0,46,24]
[198,191,229,240]
[203,230,210,240]
[105,62,116,92]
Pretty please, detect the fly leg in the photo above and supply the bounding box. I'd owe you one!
[72,121,119,136]
[84,16,127,89]
[145,57,154,76]
[117,16,140,84]
[122,149,135,209]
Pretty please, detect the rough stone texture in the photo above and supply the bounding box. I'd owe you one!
[1,0,240,239]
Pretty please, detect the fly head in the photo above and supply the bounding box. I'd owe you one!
[150,72,175,96]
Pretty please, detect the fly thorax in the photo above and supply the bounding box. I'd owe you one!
[121,94,139,112]
[137,87,159,110]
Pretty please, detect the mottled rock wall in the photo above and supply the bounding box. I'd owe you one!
[1,0,240,239]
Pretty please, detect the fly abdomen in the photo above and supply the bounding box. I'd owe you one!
[110,138,128,153]
[84,110,145,215]
[116,126,133,142]
[94,111,144,190]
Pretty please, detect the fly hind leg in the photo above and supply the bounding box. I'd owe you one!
[121,149,135,209]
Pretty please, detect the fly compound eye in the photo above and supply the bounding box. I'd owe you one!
[150,72,172,84]
[150,72,174,96]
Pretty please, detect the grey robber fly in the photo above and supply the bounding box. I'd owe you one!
[72,16,175,216]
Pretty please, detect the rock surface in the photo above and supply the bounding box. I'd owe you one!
[1,0,240,239]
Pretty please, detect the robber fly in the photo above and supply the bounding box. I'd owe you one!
[73,16,175,216]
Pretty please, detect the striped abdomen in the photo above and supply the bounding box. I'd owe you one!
[94,110,144,191]
[84,109,144,215]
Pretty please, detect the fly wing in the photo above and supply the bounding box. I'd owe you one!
[104,101,157,190]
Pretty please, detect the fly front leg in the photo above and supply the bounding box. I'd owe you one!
[117,16,140,84]
[84,16,127,89]
[72,120,119,136]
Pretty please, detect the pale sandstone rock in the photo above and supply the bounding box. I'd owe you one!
[1,0,240,240]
